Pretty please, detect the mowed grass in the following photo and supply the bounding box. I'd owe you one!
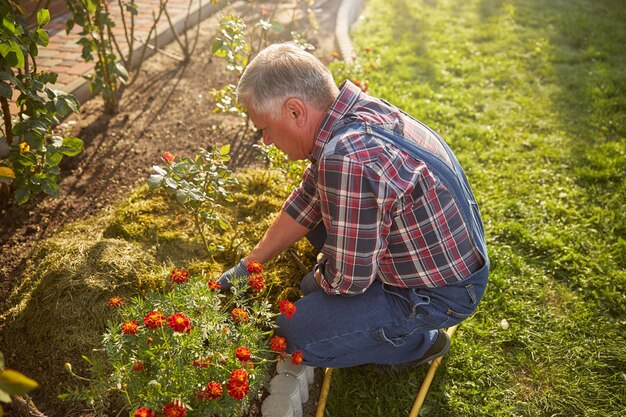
[322,0,626,416]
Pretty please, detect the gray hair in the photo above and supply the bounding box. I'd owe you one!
[237,43,339,118]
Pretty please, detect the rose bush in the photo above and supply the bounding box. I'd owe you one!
[69,263,301,416]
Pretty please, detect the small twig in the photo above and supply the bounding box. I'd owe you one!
[10,394,47,417]
[132,35,185,62]
[1,96,13,146]
[163,6,189,61]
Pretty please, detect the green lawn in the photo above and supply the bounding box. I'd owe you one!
[323,0,626,415]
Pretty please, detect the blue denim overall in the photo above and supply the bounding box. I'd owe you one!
[276,121,490,368]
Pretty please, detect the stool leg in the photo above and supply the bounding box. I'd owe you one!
[408,325,459,417]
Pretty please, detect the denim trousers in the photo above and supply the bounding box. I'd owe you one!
[276,122,489,368]
[276,258,488,368]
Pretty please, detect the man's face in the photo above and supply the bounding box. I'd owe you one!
[248,104,311,161]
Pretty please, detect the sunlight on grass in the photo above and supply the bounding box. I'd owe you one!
[320,0,626,415]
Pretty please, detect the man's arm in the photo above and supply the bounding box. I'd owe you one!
[244,210,311,265]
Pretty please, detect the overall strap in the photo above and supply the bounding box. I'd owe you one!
[333,122,489,264]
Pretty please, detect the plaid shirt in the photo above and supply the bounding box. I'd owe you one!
[283,81,484,295]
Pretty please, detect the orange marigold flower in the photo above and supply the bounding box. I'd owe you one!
[278,300,297,319]
[231,308,249,324]
[132,360,144,371]
[226,369,249,400]
[168,312,192,333]
[163,151,175,164]
[107,296,124,307]
[247,274,265,292]
[207,281,221,291]
[332,50,340,60]
[197,381,222,400]
[269,335,287,352]
[246,261,263,274]
[226,380,249,400]
[122,320,139,335]
[229,368,248,384]
[291,350,304,365]
[170,268,189,284]
[134,407,155,417]
[144,311,166,329]
[235,346,251,362]
[161,400,187,417]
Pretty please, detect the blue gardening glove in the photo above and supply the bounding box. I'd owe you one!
[218,259,249,290]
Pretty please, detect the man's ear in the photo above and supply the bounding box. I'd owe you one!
[284,98,307,127]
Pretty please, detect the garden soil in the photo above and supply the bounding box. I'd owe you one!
[0,0,344,415]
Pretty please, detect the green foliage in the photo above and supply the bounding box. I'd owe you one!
[254,143,307,192]
[211,15,251,76]
[316,0,626,416]
[62,268,288,416]
[0,3,83,205]
[147,146,239,261]
[328,47,380,94]
[209,10,308,118]
[0,168,314,416]
[66,0,128,113]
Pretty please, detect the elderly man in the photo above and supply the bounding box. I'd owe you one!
[219,43,489,368]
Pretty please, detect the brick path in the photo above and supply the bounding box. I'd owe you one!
[38,0,224,102]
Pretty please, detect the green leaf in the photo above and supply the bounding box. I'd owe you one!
[15,187,30,206]
[152,165,167,176]
[189,189,207,202]
[36,29,49,47]
[0,81,11,99]
[86,0,98,14]
[60,137,84,156]
[218,218,230,230]
[42,179,60,198]
[175,189,189,204]
[46,152,63,166]
[164,177,179,190]
[147,174,163,189]
[51,91,80,116]
[37,9,50,26]
[29,42,38,58]
[31,173,45,186]
[0,43,22,68]
[219,144,231,155]
[0,369,39,396]
[2,16,16,35]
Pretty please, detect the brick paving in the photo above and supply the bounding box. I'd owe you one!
[38,0,223,102]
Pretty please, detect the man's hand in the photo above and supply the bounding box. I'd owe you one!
[217,259,249,290]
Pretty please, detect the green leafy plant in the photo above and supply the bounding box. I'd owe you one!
[327,47,380,94]
[0,3,83,205]
[66,0,129,114]
[210,9,289,119]
[254,143,308,191]
[147,146,239,261]
[64,265,302,417]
